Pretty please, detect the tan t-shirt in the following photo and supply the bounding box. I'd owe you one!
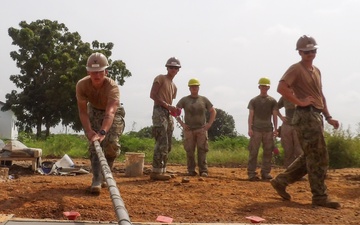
[76,76,120,110]
[280,62,323,109]
[152,75,177,106]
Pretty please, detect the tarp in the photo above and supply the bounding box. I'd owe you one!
[38,155,89,176]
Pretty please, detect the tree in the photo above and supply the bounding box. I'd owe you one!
[127,126,153,139]
[207,108,237,141]
[2,19,132,138]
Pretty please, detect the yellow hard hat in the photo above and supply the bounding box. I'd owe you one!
[188,78,200,86]
[258,77,271,86]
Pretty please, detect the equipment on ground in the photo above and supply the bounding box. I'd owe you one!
[94,140,132,225]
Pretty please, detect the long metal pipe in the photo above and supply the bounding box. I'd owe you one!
[94,140,132,225]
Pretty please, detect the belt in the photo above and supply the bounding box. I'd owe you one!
[296,106,322,113]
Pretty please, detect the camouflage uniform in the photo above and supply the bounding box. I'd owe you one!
[272,61,334,205]
[274,107,328,201]
[176,94,214,175]
[152,105,174,173]
[88,104,125,169]
[183,128,209,174]
[247,95,278,179]
[278,97,303,167]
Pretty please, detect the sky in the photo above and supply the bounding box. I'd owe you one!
[1,0,360,138]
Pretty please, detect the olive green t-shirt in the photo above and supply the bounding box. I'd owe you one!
[248,95,278,132]
[176,95,213,130]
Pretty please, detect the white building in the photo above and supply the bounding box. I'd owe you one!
[0,101,18,140]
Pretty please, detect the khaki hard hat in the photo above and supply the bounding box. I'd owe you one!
[188,78,200,86]
[296,35,318,51]
[258,77,271,86]
[165,57,181,68]
[86,52,109,72]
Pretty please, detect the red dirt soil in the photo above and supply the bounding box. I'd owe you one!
[0,159,359,224]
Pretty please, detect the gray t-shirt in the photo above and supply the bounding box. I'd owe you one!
[176,95,213,130]
[248,95,278,132]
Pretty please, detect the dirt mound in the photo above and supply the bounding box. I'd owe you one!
[0,159,359,224]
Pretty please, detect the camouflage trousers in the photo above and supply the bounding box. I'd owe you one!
[152,105,174,173]
[183,128,209,174]
[88,105,125,164]
[275,109,328,201]
[247,130,274,177]
[280,123,303,168]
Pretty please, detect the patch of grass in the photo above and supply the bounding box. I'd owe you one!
[15,129,360,168]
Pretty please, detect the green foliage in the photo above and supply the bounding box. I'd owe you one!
[127,126,153,139]
[120,135,154,153]
[326,128,360,169]
[210,135,249,151]
[15,130,360,168]
[207,108,237,141]
[18,132,88,157]
[4,19,132,138]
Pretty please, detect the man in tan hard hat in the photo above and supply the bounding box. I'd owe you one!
[270,35,341,209]
[247,77,278,181]
[175,78,216,177]
[76,52,125,194]
[149,57,181,180]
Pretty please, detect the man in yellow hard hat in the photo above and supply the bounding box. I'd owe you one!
[270,35,341,209]
[247,77,278,181]
[76,52,125,194]
[175,78,216,177]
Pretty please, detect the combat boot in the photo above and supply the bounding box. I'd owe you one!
[90,154,102,194]
[312,198,341,209]
[270,178,291,200]
[150,172,171,181]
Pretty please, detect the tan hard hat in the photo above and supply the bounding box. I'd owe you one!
[296,35,318,51]
[86,52,109,72]
[165,57,181,68]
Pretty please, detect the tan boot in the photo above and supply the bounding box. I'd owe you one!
[150,172,171,181]
[312,198,341,209]
[270,179,291,200]
[90,153,102,194]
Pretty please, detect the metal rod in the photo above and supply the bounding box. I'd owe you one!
[94,140,132,225]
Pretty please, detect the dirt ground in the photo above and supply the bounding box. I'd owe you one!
[0,159,360,224]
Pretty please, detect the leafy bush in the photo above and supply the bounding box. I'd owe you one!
[326,128,360,169]
[210,135,249,151]
[15,129,360,168]
[19,132,88,158]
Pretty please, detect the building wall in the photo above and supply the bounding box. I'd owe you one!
[0,102,18,140]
